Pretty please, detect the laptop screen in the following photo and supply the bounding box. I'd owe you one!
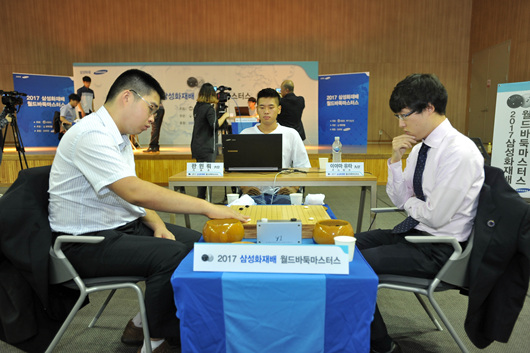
[222,134,283,172]
[234,106,250,116]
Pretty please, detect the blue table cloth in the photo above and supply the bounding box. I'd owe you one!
[171,244,378,353]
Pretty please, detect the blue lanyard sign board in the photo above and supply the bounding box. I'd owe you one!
[12,73,74,147]
[492,81,530,197]
[318,72,369,146]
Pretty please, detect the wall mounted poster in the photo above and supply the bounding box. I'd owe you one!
[492,81,530,197]
[318,72,369,146]
[12,73,74,147]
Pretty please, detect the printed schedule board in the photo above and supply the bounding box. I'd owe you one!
[318,72,369,146]
[492,81,530,197]
[12,73,74,147]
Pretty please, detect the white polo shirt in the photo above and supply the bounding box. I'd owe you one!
[48,106,145,234]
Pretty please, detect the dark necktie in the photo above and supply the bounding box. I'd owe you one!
[392,143,430,234]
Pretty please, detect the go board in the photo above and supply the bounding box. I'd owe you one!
[229,205,331,238]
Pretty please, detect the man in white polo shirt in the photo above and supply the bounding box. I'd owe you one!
[48,69,248,353]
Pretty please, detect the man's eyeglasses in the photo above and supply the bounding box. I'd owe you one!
[394,110,416,121]
[130,89,159,116]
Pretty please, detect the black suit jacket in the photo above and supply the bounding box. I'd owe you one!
[277,92,306,140]
[465,165,530,348]
[0,166,77,352]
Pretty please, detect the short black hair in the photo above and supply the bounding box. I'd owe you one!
[389,74,448,115]
[82,76,91,82]
[69,93,80,102]
[257,88,281,106]
[105,69,165,103]
[248,97,256,103]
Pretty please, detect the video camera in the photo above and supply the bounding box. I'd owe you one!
[1,90,26,129]
[216,85,231,114]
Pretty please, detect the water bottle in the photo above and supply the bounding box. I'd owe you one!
[332,136,342,162]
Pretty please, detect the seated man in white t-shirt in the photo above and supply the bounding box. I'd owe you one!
[59,93,80,130]
[240,88,311,205]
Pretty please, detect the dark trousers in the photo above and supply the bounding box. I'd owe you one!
[149,108,165,149]
[196,153,216,199]
[355,229,454,350]
[61,219,201,338]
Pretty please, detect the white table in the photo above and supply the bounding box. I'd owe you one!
[168,168,377,233]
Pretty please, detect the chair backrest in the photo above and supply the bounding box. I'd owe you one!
[437,230,475,288]
[470,137,491,166]
[48,247,79,285]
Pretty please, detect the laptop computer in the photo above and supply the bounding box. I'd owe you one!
[234,106,250,116]
[222,134,283,172]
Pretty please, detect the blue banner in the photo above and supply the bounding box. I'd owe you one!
[13,73,74,147]
[318,73,369,146]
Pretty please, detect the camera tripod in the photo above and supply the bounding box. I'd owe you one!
[1,111,28,169]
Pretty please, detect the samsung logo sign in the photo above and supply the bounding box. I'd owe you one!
[94,70,108,75]
[516,188,530,194]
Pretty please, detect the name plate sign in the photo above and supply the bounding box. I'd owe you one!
[326,162,364,176]
[193,243,349,274]
[186,162,224,176]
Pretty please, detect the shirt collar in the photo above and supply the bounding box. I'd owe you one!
[96,106,130,151]
[423,118,451,149]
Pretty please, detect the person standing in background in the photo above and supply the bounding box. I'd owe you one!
[144,103,165,153]
[76,76,95,118]
[190,83,229,199]
[277,80,306,141]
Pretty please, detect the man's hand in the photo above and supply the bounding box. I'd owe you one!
[391,134,417,164]
[205,204,251,223]
[277,186,299,195]
[153,227,176,240]
[241,186,261,196]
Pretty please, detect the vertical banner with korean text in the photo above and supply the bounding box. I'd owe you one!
[318,72,369,146]
[13,73,74,147]
[492,81,530,197]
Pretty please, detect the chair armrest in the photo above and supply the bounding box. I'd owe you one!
[371,207,402,214]
[53,235,105,258]
[404,235,462,260]
[49,236,105,285]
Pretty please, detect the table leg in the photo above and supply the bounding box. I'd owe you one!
[173,185,191,228]
[356,186,367,234]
